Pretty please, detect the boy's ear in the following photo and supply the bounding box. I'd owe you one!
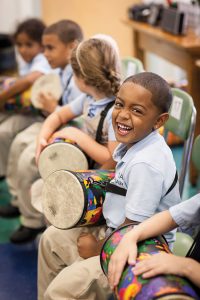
[69,40,79,50]
[154,113,169,130]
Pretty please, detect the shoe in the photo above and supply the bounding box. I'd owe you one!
[0,204,20,218]
[10,225,46,244]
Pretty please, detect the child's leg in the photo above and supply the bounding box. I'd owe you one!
[38,225,107,300]
[31,178,44,213]
[0,114,42,177]
[16,141,45,228]
[44,256,109,300]
[0,112,10,124]
[6,122,42,202]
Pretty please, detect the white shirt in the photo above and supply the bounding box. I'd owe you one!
[103,130,181,245]
[18,53,51,76]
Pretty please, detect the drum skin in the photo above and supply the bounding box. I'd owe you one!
[100,224,199,300]
[42,169,115,229]
[38,138,89,179]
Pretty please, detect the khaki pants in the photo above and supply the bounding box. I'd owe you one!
[38,225,111,300]
[0,113,42,176]
[6,122,45,228]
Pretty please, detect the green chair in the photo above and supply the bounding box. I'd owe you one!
[164,88,196,197]
[173,231,194,257]
[121,56,144,80]
[192,134,200,174]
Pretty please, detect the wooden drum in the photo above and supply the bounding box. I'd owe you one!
[42,169,115,229]
[100,224,199,300]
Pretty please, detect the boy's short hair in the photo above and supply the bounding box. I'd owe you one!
[43,20,83,44]
[125,72,172,113]
[14,18,46,44]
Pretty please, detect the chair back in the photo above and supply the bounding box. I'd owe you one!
[121,56,144,80]
[192,134,200,173]
[164,88,196,197]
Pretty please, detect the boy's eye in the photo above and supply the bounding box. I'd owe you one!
[114,101,123,108]
[132,107,143,114]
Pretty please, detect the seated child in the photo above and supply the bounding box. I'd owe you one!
[0,19,83,237]
[0,36,120,244]
[37,72,181,300]
[108,193,200,290]
[0,18,51,178]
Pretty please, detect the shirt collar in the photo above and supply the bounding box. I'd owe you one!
[113,130,160,163]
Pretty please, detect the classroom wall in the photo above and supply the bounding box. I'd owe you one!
[0,0,41,33]
[41,0,139,57]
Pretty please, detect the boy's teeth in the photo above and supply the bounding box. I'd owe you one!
[118,124,131,130]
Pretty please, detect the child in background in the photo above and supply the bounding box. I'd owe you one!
[0,20,83,243]
[35,37,121,167]
[37,72,181,300]
[108,193,200,290]
[0,18,51,178]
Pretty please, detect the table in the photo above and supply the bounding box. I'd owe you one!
[124,19,200,185]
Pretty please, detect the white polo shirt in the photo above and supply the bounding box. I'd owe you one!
[59,64,82,105]
[103,130,181,245]
[170,193,200,231]
[18,53,51,76]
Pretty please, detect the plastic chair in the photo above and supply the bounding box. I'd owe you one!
[164,88,196,197]
[121,56,144,80]
[173,231,194,257]
[192,134,200,174]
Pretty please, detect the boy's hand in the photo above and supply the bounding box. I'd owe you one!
[77,233,99,259]
[35,137,48,165]
[108,232,137,290]
[38,92,57,113]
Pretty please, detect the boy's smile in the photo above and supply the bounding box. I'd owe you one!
[112,81,166,146]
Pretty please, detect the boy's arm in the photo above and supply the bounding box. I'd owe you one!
[100,157,117,170]
[0,71,43,108]
[48,126,119,166]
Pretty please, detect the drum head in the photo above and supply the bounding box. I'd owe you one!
[38,142,89,179]
[42,170,84,229]
[31,73,62,109]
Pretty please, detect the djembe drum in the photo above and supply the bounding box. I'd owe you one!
[42,169,115,229]
[1,77,33,111]
[38,134,88,180]
[1,73,62,112]
[100,224,199,300]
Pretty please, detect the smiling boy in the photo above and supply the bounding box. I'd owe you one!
[37,72,181,300]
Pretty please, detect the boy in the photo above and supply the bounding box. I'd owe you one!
[37,72,181,300]
[108,193,200,290]
[0,20,83,243]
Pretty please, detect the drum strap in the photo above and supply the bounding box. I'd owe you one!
[95,101,115,143]
[58,73,73,106]
[89,100,115,168]
[105,171,178,197]
[186,229,200,263]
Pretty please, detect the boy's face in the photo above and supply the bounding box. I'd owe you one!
[112,81,168,146]
[42,34,74,69]
[16,32,43,63]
